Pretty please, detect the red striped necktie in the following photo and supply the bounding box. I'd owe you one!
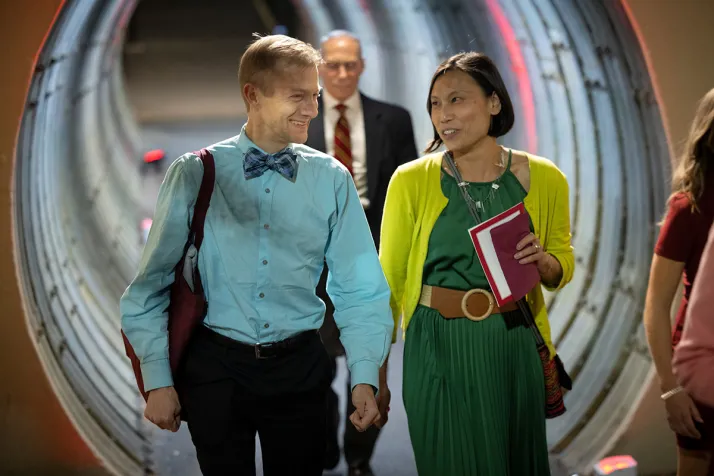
[333,104,353,175]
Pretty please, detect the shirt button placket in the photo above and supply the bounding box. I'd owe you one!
[257,173,276,336]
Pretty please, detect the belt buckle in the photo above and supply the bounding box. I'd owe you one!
[461,289,494,321]
[254,344,271,359]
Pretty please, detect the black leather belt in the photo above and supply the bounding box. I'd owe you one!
[196,324,319,359]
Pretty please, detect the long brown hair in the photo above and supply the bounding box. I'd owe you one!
[670,88,714,211]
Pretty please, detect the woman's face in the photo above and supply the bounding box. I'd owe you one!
[429,69,500,154]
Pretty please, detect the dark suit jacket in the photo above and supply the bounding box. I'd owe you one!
[308,93,417,356]
[306,93,417,248]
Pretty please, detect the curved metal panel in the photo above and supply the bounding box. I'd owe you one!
[7,0,712,474]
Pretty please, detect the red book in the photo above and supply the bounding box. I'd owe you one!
[468,202,540,306]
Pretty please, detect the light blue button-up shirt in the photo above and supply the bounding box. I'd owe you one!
[120,127,393,393]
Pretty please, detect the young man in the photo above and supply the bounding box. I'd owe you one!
[305,30,417,476]
[120,34,393,476]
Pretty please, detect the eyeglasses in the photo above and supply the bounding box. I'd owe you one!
[323,61,361,73]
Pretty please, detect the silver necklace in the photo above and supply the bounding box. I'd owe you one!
[452,147,508,213]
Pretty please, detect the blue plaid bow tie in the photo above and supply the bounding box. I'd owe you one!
[243,147,299,182]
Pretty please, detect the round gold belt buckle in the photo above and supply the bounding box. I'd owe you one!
[461,289,494,321]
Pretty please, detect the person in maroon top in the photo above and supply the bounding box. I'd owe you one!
[644,87,714,476]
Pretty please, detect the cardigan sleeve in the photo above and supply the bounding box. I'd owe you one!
[379,168,415,343]
[541,162,574,291]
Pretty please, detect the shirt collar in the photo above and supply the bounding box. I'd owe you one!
[322,88,361,112]
[235,124,295,157]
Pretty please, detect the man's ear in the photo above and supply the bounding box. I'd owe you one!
[244,83,260,110]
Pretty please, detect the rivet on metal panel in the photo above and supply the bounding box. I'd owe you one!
[35,323,46,341]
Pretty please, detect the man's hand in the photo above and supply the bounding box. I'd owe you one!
[145,386,182,432]
[375,381,391,429]
[349,384,381,432]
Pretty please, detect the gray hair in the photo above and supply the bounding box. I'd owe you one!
[319,30,362,56]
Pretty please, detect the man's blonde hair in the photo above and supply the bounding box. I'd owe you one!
[239,34,322,110]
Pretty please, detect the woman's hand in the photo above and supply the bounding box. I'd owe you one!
[514,233,546,265]
[515,233,563,288]
[665,391,703,439]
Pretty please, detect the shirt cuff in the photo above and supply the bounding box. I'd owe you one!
[141,358,174,393]
[349,360,380,395]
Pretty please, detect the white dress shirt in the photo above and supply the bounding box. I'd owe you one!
[322,90,369,209]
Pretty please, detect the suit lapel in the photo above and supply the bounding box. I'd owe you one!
[308,96,326,152]
[362,94,383,202]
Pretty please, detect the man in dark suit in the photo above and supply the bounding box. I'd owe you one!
[306,30,417,476]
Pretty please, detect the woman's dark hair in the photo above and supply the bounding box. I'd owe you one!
[425,52,515,153]
[669,87,714,212]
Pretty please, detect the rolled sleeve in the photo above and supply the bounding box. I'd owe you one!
[324,166,393,391]
[120,154,200,392]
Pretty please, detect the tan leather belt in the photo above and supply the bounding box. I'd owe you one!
[419,285,518,321]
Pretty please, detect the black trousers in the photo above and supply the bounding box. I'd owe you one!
[177,325,332,476]
[317,266,381,468]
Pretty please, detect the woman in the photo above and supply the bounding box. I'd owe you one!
[644,87,714,476]
[380,52,574,474]
[675,222,714,408]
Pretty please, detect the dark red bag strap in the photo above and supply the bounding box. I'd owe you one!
[188,148,215,249]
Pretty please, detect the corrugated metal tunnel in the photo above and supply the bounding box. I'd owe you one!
[2,0,714,474]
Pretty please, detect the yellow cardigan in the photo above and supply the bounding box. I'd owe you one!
[379,151,574,359]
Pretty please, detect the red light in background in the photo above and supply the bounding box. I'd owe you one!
[595,455,637,475]
[143,149,165,163]
[484,0,538,153]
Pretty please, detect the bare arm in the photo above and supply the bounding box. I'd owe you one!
[643,254,685,392]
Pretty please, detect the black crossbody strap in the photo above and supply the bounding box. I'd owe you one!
[441,151,545,345]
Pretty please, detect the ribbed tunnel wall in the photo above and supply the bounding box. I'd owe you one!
[3,0,714,474]
[13,0,148,473]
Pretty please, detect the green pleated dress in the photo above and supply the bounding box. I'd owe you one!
[402,157,551,475]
